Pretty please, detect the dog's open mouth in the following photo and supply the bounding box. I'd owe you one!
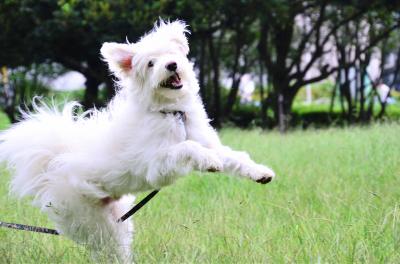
[160,73,183,90]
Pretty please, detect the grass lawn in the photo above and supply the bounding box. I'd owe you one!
[0,119,399,263]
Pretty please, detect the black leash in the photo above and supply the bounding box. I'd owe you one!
[117,190,159,223]
[0,190,159,236]
[0,221,60,235]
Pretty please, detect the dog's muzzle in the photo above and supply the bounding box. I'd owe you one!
[160,72,183,90]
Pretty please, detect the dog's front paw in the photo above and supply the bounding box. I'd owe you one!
[247,164,275,184]
[182,140,223,172]
[197,150,223,173]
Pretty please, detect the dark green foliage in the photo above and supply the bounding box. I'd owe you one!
[0,1,399,129]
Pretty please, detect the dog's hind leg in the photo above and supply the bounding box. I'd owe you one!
[106,195,135,263]
[46,194,135,263]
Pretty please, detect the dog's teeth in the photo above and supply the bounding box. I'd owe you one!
[160,73,182,89]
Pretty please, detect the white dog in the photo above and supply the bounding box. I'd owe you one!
[0,20,275,263]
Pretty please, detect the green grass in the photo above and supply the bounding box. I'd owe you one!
[1,120,400,263]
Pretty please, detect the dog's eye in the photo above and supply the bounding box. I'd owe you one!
[148,60,154,68]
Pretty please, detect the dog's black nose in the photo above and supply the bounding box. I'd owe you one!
[166,62,177,72]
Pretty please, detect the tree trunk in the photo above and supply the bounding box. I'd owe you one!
[83,75,100,109]
[224,78,240,120]
[342,66,353,122]
[277,91,296,133]
[258,60,267,129]
[208,36,221,128]
[329,81,338,121]
[105,77,115,102]
[277,93,286,133]
[378,102,387,118]
[366,87,375,120]
[199,36,206,102]
[359,65,367,122]
[270,77,295,133]
[377,42,389,118]
[224,36,243,119]
[358,50,371,122]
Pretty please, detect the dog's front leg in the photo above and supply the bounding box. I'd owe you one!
[187,128,275,184]
[216,146,275,184]
[146,140,223,187]
[184,106,275,184]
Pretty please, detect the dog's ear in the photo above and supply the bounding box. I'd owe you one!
[100,42,134,76]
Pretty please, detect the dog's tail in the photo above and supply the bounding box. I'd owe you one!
[0,100,83,199]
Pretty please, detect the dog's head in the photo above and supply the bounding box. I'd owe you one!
[101,20,198,105]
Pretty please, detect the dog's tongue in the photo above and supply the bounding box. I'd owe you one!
[162,73,182,89]
[170,73,181,87]
[171,75,180,85]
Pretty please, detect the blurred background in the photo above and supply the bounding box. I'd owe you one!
[0,0,399,132]
[1,2,400,262]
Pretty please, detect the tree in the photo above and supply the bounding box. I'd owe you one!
[0,1,163,110]
[332,7,400,122]
[257,0,400,132]
[1,0,399,129]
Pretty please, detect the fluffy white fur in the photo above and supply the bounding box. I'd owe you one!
[0,20,275,263]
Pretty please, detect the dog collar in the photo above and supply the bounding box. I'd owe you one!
[159,110,186,123]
